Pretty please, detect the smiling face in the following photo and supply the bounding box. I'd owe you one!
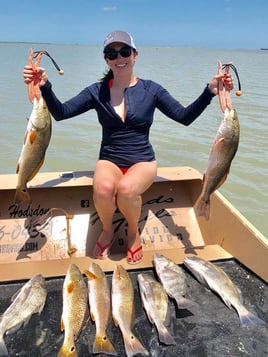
[104,42,138,77]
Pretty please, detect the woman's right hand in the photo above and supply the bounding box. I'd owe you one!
[23,65,48,87]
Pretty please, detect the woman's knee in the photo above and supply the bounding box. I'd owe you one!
[117,179,135,200]
[94,179,116,199]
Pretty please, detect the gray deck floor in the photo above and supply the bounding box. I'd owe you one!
[0,259,267,357]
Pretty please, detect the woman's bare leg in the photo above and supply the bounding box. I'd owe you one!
[92,159,157,262]
[116,161,157,263]
[92,160,123,258]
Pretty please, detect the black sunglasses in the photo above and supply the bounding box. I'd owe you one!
[104,46,133,60]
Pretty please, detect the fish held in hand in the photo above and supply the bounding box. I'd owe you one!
[184,256,266,328]
[138,273,176,346]
[197,108,240,220]
[58,264,89,357]
[112,265,148,357]
[84,263,116,356]
[153,253,197,310]
[14,96,51,204]
[0,274,47,357]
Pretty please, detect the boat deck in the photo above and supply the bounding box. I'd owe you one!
[0,259,267,357]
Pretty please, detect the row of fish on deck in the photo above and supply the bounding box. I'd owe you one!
[0,254,265,357]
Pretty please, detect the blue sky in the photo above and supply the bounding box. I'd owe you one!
[0,0,267,49]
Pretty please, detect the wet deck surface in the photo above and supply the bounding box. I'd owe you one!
[0,259,267,357]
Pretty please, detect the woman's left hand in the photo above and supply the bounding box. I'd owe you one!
[208,73,234,95]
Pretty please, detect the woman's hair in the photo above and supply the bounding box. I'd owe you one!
[100,68,114,82]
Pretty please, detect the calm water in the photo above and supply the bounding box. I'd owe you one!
[1,43,267,237]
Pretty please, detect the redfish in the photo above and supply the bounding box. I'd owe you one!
[197,108,240,220]
[15,96,51,204]
[58,264,89,357]
[84,263,116,355]
[112,265,148,357]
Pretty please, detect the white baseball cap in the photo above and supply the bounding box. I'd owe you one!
[103,30,136,50]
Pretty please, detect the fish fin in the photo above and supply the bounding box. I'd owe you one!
[0,336,9,357]
[27,158,45,182]
[10,281,32,303]
[67,282,74,293]
[142,303,153,325]
[23,129,29,145]
[6,321,24,335]
[238,308,266,328]
[214,169,230,191]
[93,334,117,355]
[90,311,95,322]
[10,286,23,302]
[14,187,32,204]
[175,297,198,310]
[112,315,119,327]
[214,137,225,146]
[37,297,47,314]
[124,333,149,357]
[202,172,206,184]
[22,316,32,328]
[16,162,20,174]
[60,317,65,332]
[29,129,37,144]
[84,270,98,280]
[197,198,210,221]
[131,305,136,329]
[221,295,233,309]
[157,324,176,346]
[114,265,121,280]
[164,305,172,327]
[236,287,244,303]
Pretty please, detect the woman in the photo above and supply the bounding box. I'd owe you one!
[23,30,233,264]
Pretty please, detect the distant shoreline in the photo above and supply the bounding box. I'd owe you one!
[0,41,264,50]
[0,41,53,45]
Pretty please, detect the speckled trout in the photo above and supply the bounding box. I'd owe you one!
[58,264,89,357]
[112,265,148,357]
[197,108,240,220]
[14,96,51,204]
[184,256,266,328]
[85,263,116,356]
[0,274,47,357]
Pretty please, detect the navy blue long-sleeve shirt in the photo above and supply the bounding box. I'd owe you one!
[40,79,215,167]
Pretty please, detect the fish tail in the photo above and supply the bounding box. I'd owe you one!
[197,198,210,221]
[93,334,117,355]
[0,336,9,356]
[157,324,176,346]
[14,187,32,204]
[239,309,266,328]
[175,297,198,310]
[57,343,78,357]
[123,333,149,357]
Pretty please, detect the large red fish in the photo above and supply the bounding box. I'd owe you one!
[14,97,51,204]
[197,108,240,220]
